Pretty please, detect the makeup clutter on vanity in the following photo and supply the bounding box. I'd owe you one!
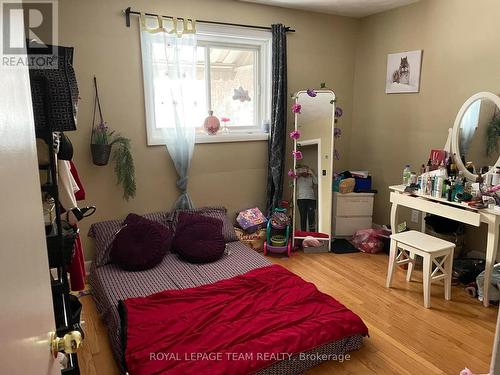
[402,92,500,210]
[403,153,499,208]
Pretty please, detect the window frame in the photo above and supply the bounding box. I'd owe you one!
[143,23,271,145]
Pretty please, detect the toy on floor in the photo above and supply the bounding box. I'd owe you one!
[264,207,292,257]
[302,236,322,248]
[460,368,489,375]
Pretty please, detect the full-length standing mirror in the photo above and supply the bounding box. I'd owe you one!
[292,90,335,249]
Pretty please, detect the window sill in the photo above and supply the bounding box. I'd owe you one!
[195,132,269,144]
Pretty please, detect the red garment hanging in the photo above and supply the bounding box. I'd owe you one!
[68,161,86,291]
[70,161,86,201]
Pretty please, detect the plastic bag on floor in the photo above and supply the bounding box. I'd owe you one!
[352,228,390,254]
[476,263,500,302]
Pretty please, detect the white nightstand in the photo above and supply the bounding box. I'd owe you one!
[332,192,375,237]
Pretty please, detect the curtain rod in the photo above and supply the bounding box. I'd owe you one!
[122,7,295,32]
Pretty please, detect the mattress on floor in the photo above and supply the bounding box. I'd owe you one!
[89,241,270,367]
[89,241,364,374]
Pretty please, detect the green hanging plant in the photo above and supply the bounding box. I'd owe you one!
[111,136,136,201]
[91,76,136,201]
[486,116,500,157]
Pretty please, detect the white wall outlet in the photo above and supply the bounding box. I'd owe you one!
[411,209,420,223]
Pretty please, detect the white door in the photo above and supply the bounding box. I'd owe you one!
[0,22,60,375]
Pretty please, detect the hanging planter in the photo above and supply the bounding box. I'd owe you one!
[91,76,113,166]
[91,143,112,166]
[90,76,136,200]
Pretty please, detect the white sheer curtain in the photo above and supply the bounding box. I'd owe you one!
[140,15,197,209]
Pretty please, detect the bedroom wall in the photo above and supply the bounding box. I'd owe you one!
[58,0,359,259]
[350,0,500,253]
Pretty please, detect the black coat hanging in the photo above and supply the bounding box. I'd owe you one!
[27,41,79,136]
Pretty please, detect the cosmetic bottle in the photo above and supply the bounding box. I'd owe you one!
[435,176,444,198]
[455,173,464,197]
[450,155,457,177]
[426,159,431,173]
[447,180,454,202]
[402,165,411,186]
[442,179,450,199]
[426,176,432,195]
[410,172,417,185]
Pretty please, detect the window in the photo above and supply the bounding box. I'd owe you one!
[141,22,271,145]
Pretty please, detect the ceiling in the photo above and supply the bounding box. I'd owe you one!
[239,0,420,18]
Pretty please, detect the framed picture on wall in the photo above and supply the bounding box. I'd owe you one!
[385,50,423,94]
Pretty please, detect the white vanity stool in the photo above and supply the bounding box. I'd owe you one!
[385,230,455,308]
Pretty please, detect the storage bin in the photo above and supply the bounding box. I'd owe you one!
[332,192,375,237]
[334,194,374,217]
[354,176,372,191]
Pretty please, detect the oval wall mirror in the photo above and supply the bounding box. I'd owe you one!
[451,92,500,181]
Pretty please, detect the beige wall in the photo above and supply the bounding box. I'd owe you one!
[350,0,500,252]
[58,0,359,259]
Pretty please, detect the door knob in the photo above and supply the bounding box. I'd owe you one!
[50,331,83,356]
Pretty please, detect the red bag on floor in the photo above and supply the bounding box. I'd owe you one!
[352,228,390,254]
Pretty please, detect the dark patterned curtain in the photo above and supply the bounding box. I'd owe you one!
[266,24,287,214]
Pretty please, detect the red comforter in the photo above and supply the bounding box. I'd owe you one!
[119,264,368,375]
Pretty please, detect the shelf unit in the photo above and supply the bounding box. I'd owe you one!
[35,76,81,375]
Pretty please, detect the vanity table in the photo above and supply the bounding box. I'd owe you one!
[389,91,500,307]
[389,184,500,307]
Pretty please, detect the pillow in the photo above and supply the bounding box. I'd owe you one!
[88,218,123,267]
[170,206,238,243]
[110,222,167,271]
[88,210,171,267]
[124,213,173,253]
[173,213,225,263]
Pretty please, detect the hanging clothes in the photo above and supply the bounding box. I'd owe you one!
[58,158,79,225]
[71,161,86,201]
[28,44,79,137]
[67,161,86,291]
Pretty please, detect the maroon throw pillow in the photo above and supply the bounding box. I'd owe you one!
[174,213,225,263]
[124,213,173,253]
[88,210,171,267]
[170,206,238,243]
[110,222,167,271]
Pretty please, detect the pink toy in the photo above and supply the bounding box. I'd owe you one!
[302,236,322,247]
[460,368,489,375]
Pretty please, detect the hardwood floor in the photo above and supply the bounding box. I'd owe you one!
[79,252,498,375]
